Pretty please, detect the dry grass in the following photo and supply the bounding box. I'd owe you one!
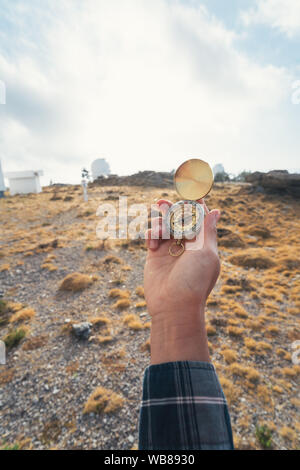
[219,376,240,405]
[109,289,130,299]
[0,264,10,272]
[0,369,14,385]
[121,265,132,271]
[228,363,260,384]
[83,387,125,414]
[227,326,245,338]
[245,226,271,239]
[221,349,238,364]
[123,313,144,330]
[141,338,151,353]
[98,335,113,344]
[102,255,122,265]
[281,366,300,378]
[229,250,276,269]
[66,361,79,375]
[3,327,29,350]
[6,302,23,312]
[113,299,131,310]
[59,273,93,292]
[22,335,48,351]
[279,426,298,443]
[135,286,145,298]
[10,307,36,324]
[206,324,217,336]
[89,316,111,329]
[41,262,58,272]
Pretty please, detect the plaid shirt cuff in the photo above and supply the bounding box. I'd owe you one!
[139,361,234,450]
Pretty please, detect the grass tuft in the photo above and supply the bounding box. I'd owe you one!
[59,273,93,292]
[83,387,125,414]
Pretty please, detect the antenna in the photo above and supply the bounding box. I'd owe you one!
[0,159,5,198]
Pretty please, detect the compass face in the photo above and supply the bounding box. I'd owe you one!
[166,200,204,240]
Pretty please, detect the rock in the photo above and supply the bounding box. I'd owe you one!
[246,170,300,198]
[72,322,92,340]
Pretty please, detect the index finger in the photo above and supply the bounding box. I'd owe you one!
[156,199,173,215]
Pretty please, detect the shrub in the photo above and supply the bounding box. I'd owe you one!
[141,338,150,353]
[113,299,131,310]
[228,363,260,384]
[221,349,237,364]
[22,335,48,351]
[83,387,124,414]
[41,263,58,272]
[123,314,144,330]
[102,255,122,265]
[4,328,27,349]
[89,317,111,329]
[135,286,145,298]
[10,308,36,323]
[227,326,245,338]
[0,300,9,327]
[246,226,271,239]
[59,273,93,292]
[229,250,275,269]
[0,264,10,272]
[98,335,113,344]
[109,289,130,299]
[256,425,273,449]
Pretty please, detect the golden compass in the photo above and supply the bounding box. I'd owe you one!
[166,158,214,257]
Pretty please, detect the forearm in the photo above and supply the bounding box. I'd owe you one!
[138,361,234,450]
[150,305,210,365]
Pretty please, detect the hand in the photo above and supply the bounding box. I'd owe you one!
[144,199,221,364]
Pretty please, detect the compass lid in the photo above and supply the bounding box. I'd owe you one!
[174,158,214,200]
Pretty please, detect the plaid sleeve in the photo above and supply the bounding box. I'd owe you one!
[138,361,234,450]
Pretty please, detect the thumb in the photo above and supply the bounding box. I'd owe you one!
[204,209,221,251]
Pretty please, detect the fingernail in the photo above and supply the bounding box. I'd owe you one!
[149,239,159,250]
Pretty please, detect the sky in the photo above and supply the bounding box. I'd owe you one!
[0,0,299,185]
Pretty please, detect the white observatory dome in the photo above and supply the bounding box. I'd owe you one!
[91,159,111,180]
[213,164,225,176]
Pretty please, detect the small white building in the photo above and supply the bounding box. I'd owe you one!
[0,160,5,197]
[5,170,43,196]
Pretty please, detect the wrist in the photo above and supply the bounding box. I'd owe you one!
[150,304,210,365]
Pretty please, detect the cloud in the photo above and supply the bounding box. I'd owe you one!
[0,0,299,185]
[242,0,300,38]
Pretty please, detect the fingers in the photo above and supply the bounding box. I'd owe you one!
[146,200,173,252]
[145,216,164,251]
[145,231,159,251]
[196,198,209,215]
[204,209,221,252]
[156,199,173,215]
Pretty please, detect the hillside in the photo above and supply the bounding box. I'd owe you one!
[0,182,299,450]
